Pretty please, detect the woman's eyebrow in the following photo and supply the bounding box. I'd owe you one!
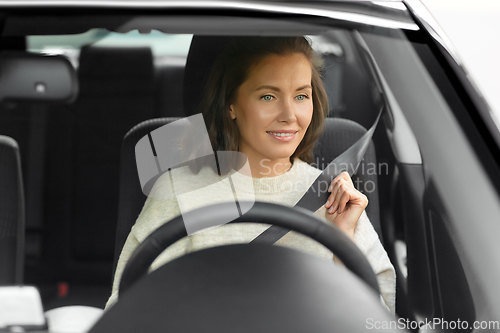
[254,85,280,92]
[254,84,312,92]
[296,85,312,91]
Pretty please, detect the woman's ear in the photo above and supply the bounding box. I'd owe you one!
[229,105,236,120]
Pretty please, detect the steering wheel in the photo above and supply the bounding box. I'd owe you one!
[119,201,380,296]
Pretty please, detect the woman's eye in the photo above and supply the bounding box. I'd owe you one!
[261,95,274,101]
[296,94,308,101]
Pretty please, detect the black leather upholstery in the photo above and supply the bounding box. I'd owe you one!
[183,36,232,116]
[39,46,157,285]
[0,136,25,285]
[71,46,156,264]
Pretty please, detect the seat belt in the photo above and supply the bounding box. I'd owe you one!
[251,106,383,244]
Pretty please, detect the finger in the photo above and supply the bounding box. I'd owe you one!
[328,178,337,192]
[328,179,345,214]
[325,192,335,208]
[337,190,351,214]
[331,171,354,189]
[340,187,369,213]
[335,181,350,213]
[339,171,354,187]
[325,181,339,209]
[326,178,341,208]
[331,174,342,186]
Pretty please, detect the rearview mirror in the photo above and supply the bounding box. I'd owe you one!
[0,52,78,103]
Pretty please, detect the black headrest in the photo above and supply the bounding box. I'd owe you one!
[183,36,232,116]
[0,52,77,103]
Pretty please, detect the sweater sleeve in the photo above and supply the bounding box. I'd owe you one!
[313,207,396,314]
[105,172,183,310]
[352,210,396,314]
[105,230,140,309]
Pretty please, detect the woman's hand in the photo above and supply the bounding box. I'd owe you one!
[324,172,368,240]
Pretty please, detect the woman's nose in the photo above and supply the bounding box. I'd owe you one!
[277,98,297,123]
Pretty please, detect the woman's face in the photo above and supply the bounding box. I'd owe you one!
[229,52,313,171]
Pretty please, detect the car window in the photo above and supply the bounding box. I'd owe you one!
[27,29,193,68]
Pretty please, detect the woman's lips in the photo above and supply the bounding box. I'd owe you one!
[266,131,298,142]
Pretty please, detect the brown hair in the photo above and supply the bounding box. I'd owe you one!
[189,36,329,174]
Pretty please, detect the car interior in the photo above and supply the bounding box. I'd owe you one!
[0,4,491,331]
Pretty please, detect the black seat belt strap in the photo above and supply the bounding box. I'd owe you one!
[251,107,383,244]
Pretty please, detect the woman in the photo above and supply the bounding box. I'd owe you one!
[107,37,395,313]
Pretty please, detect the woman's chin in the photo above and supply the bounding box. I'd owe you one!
[262,150,297,162]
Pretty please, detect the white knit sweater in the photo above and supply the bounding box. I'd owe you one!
[106,159,395,313]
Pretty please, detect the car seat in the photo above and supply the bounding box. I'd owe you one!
[40,46,157,287]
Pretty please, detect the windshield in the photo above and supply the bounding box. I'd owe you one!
[2,2,500,331]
